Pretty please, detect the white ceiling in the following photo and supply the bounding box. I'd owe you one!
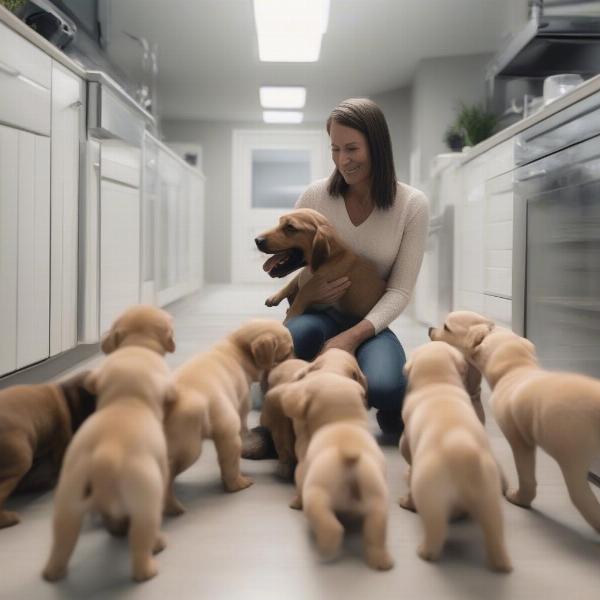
[106,0,519,123]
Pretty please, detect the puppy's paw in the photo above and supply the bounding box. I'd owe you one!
[417,544,440,562]
[42,563,67,582]
[153,533,167,554]
[276,461,295,482]
[265,295,282,307]
[366,548,394,571]
[0,510,21,529]
[164,496,186,517]
[132,558,158,583]
[224,475,254,493]
[505,489,532,508]
[489,556,513,573]
[289,495,303,510]
[398,495,416,512]
[316,525,343,561]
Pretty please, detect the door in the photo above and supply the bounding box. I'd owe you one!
[231,129,331,283]
[50,62,84,355]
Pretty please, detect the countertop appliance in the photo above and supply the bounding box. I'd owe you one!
[513,89,600,483]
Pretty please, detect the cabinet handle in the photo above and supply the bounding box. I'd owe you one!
[0,61,20,78]
[69,100,83,109]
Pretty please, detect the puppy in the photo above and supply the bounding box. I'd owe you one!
[278,372,392,570]
[0,371,96,529]
[255,208,386,320]
[263,349,368,481]
[164,319,293,514]
[399,341,511,572]
[101,304,176,355]
[431,311,600,532]
[42,347,174,583]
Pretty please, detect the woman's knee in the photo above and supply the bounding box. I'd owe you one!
[285,315,329,361]
[366,374,407,412]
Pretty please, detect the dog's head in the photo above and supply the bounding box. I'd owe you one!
[57,370,97,432]
[255,208,338,277]
[84,347,176,418]
[293,348,368,392]
[274,372,367,431]
[266,358,310,391]
[230,319,294,372]
[403,341,468,391]
[101,304,176,356]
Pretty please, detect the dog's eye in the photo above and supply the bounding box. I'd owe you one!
[284,224,297,234]
[443,324,450,332]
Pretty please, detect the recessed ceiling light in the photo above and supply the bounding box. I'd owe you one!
[263,111,304,124]
[253,0,330,62]
[260,87,306,109]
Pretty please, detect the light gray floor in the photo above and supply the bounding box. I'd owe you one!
[2,284,600,600]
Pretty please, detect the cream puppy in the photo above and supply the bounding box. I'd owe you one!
[278,372,392,570]
[400,341,511,572]
[42,347,174,583]
[430,310,600,532]
[164,319,293,515]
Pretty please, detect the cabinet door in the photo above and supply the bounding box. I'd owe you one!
[0,125,18,374]
[17,132,50,369]
[50,62,84,355]
[100,179,140,333]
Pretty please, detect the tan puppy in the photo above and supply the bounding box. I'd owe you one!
[101,304,176,355]
[0,372,96,529]
[164,320,293,514]
[255,208,386,320]
[277,372,392,570]
[431,311,600,532]
[399,342,511,572]
[262,349,368,480]
[42,347,174,583]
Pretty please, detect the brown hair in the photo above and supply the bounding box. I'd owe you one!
[326,98,397,210]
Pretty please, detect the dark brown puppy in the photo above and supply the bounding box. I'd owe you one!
[0,371,96,528]
[256,208,386,320]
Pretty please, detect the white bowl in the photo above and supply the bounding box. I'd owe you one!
[543,74,584,105]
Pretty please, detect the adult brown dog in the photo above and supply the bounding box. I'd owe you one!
[0,371,96,529]
[430,310,600,533]
[164,320,293,515]
[261,349,368,480]
[399,341,511,572]
[255,208,386,320]
[42,347,174,583]
[277,372,392,570]
[101,304,176,355]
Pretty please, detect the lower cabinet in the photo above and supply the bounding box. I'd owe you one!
[0,124,50,376]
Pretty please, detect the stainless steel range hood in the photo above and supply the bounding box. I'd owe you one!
[487,1,600,81]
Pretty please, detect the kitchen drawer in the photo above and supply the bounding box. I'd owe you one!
[484,138,515,180]
[485,267,512,298]
[101,144,141,188]
[486,248,512,269]
[486,190,513,223]
[483,294,512,328]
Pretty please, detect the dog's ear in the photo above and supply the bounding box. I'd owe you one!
[83,369,99,395]
[250,333,278,370]
[465,323,493,352]
[101,327,121,354]
[402,359,413,377]
[271,383,310,420]
[351,367,368,393]
[160,322,176,354]
[311,226,331,271]
[351,380,369,408]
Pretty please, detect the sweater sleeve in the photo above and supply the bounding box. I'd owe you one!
[364,193,430,334]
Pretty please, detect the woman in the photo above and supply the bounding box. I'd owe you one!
[247,97,428,454]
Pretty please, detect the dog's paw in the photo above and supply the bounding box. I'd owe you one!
[276,462,295,482]
[398,495,416,512]
[417,544,440,562]
[366,548,394,571]
[224,475,254,493]
[164,496,186,517]
[289,495,303,510]
[489,555,513,573]
[265,295,281,307]
[42,563,67,582]
[132,558,158,583]
[0,510,21,529]
[505,489,533,508]
[153,534,167,555]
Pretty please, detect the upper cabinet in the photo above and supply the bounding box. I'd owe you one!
[50,61,85,356]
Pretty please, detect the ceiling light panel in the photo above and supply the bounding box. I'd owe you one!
[263,111,304,124]
[260,86,306,109]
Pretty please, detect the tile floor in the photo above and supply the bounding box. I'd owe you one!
[1,284,599,600]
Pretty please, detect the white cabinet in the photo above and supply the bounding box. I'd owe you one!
[0,125,50,375]
[50,62,85,355]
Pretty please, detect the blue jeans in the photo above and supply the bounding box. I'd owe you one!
[285,309,407,414]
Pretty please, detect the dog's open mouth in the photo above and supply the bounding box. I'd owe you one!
[262,248,306,278]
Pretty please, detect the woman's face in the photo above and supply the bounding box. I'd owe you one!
[329,121,371,188]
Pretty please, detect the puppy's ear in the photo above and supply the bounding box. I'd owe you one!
[402,359,413,377]
[311,227,331,271]
[101,327,121,354]
[465,323,493,352]
[161,323,176,354]
[250,333,278,370]
[352,367,368,393]
[270,383,309,420]
[83,369,99,395]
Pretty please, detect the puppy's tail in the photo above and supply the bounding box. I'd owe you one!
[339,446,361,467]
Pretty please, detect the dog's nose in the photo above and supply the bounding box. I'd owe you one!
[255,237,267,251]
[428,327,434,338]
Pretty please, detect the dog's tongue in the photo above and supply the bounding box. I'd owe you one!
[263,252,288,273]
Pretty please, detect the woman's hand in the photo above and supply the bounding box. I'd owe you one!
[322,330,360,355]
[296,275,351,306]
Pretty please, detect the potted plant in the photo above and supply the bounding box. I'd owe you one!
[454,102,498,147]
[0,0,26,13]
[444,124,466,152]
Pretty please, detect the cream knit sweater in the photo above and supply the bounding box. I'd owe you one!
[295,178,430,334]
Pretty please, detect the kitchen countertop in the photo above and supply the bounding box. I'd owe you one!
[0,5,154,126]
